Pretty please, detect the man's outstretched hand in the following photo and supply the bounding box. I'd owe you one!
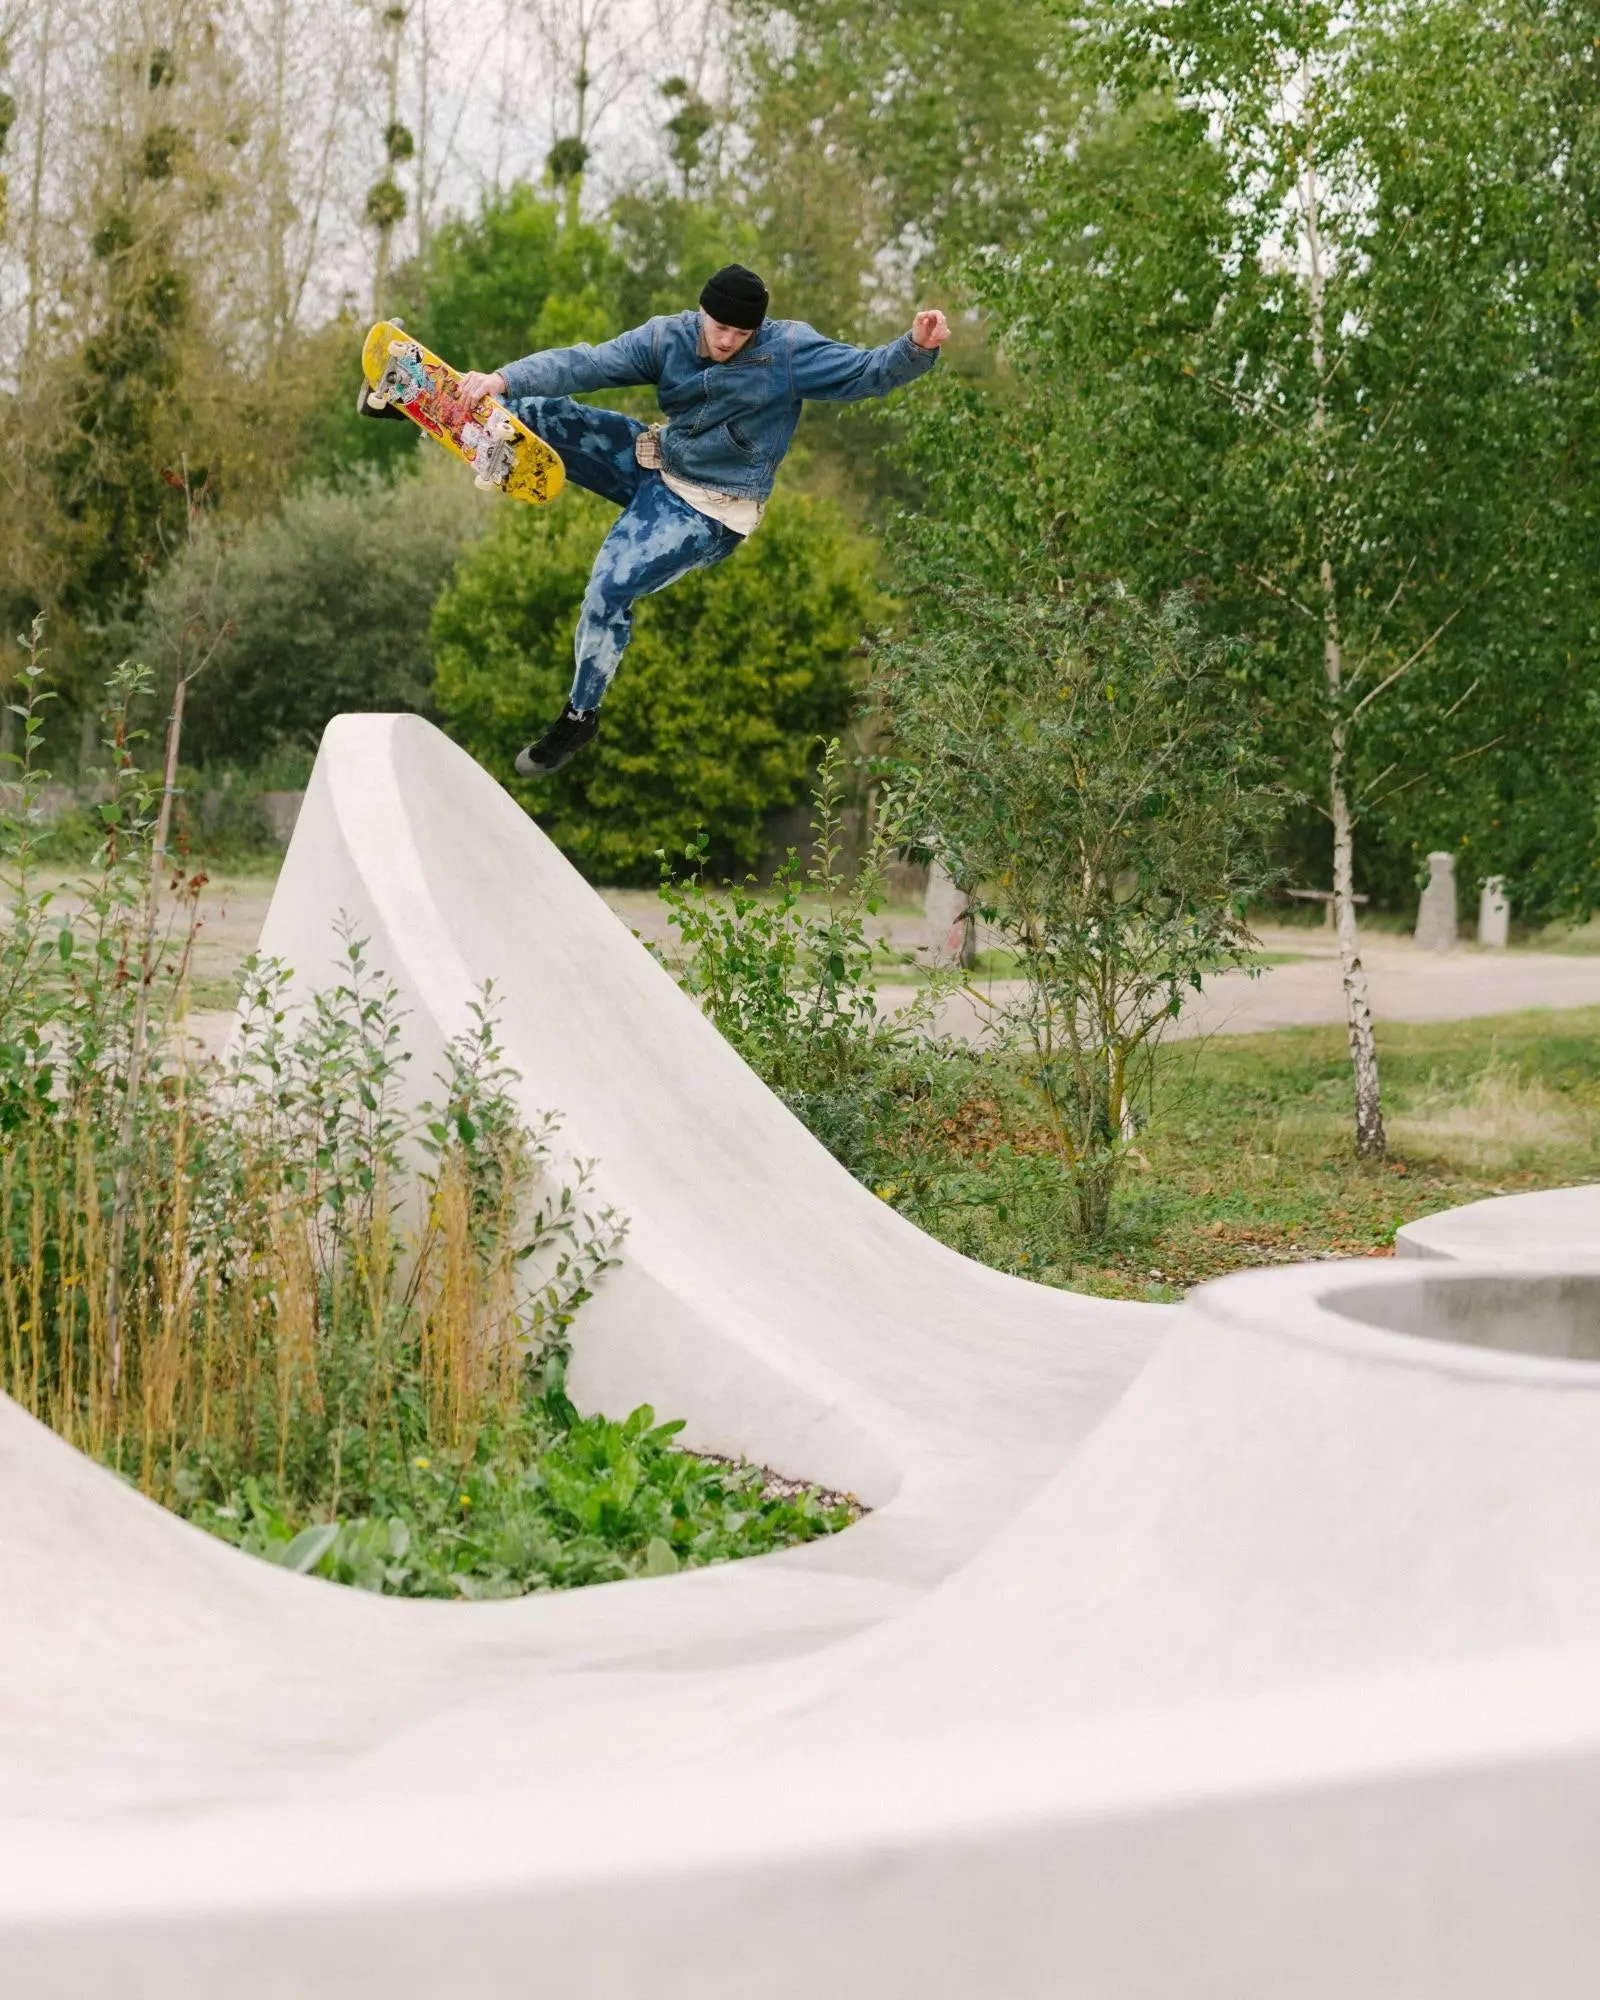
[910,309,952,351]
[455,368,507,411]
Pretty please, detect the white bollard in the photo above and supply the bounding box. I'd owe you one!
[1478,874,1510,949]
[922,858,974,968]
[1414,850,1458,951]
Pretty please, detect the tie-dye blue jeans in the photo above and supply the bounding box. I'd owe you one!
[507,394,744,712]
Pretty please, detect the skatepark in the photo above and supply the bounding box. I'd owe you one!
[5,715,1600,1995]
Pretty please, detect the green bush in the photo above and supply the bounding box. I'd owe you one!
[0,624,857,1597]
[879,578,1284,1242]
[313,187,621,481]
[658,746,984,1210]
[431,486,881,881]
[411,181,619,369]
[132,457,489,763]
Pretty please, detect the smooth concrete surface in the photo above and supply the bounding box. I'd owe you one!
[1480,874,1510,948]
[1416,849,1460,951]
[1398,1182,1600,1263]
[9,716,1600,1995]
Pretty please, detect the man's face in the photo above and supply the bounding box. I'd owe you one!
[701,312,756,362]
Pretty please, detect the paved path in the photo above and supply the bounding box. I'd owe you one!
[877,928,1600,1044]
[171,881,1600,1055]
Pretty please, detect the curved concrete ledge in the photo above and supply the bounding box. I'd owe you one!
[254,715,1161,1572]
[1397,1183,1600,1263]
[12,717,1600,1993]
[0,716,1162,1819]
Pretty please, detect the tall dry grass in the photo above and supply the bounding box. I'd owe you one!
[0,622,621,1520]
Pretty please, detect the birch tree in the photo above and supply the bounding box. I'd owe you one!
[899,0,1586,1158]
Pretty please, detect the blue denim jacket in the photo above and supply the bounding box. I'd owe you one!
[499,310,939,499]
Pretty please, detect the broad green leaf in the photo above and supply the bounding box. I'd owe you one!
[279,1522,340,1575]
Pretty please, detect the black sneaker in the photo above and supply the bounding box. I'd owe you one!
[515,704,599,777]
[356,381,409,422]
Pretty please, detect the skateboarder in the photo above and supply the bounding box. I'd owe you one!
[368,264,950,777]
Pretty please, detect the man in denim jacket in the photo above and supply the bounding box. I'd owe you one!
[432,264,949,776]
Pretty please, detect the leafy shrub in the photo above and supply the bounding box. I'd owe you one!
[409,181,619,370]
[431,487,880,881]
[208,1402,851,1599]
[130,455,489,763]
[0,623,856,1594]
[658,742,977,1200]
[879,579,1285,1241]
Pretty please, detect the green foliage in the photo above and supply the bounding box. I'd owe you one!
[131,457,489,762]
[50,241,189,621]
[203,1400,854,1599]
[658,744,987,1202]
[411,181,620,368]
[879,580,1284,1240]
[728,0,1076,333]
[662,742,913,1060]
[0,625,854,1598]
[609,190,762,328]
[897,0,1600,921]
[431,488,879,881]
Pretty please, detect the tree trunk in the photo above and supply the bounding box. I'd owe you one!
[1302,96,1386,1159]
[264,0,290,375]
[22,0,57,371]
[415,0,432,266]
[106,666,189,1397]
[373,7,405,316]
[1330,718,1386,1157]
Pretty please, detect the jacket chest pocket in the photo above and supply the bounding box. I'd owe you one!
[721,356,774,406]
[693,356,774,432]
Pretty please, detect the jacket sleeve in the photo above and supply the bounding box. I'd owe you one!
[786,323,939,403]
[500,319,662,400]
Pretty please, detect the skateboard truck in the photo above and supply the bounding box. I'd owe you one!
[369,337,427,411]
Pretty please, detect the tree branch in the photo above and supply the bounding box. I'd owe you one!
[1348,604,1463,721]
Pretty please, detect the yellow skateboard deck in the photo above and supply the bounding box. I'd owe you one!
[360,320,565,506]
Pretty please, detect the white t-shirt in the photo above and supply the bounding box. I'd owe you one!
[660,469,766,539]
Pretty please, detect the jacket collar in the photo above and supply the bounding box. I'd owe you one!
[691,310,771,365]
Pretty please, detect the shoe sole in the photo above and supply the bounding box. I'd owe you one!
[515,747,587,778]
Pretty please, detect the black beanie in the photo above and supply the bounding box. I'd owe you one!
[699,263,769,330]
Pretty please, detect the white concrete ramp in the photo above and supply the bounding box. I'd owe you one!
[1399,1182,1600,1263]
[6,716,1600,1995]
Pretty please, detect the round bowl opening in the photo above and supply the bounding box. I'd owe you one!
[1330,1271,1600,1364]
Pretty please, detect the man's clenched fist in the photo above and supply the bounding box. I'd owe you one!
[910,309,952,350]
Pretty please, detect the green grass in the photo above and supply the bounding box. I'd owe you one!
[907,1008,1600,1304]
[186,977,243,1012]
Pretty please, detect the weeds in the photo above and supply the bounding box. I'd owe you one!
[658,740,976,1192]
[1,624,857,1595]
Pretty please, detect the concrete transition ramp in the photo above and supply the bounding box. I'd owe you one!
[1399,1181,1600,1263]
[6,716,1600,1995]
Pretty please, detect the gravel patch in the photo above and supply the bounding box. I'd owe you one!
[690,1450,866,1517]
